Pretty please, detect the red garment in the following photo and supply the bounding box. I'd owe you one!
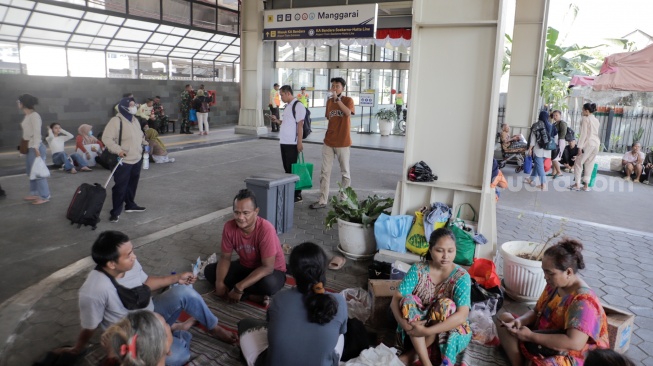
[221,217,286,271]
[75,135,104,153]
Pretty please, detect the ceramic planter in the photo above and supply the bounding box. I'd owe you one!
[500,241,547,303]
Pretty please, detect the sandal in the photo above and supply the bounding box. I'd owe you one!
[309,202,327,209]
[568,185,580,191]
[581,187,591,192]
[523,178,533,185]
[328,256,346,270]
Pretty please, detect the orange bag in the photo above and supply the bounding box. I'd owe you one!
[544,157,552,172]
[468,258,501,288]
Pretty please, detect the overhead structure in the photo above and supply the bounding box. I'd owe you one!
[593,44,653,92]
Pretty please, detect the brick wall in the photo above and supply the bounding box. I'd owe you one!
[0,74,240,150]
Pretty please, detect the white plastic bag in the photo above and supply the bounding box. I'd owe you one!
[30,157,50,180]
[469,302,498,345]
[339,288,371,323]
[343,344,404,366]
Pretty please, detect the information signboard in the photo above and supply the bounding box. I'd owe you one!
[263,4,378,41]
[360,92,375,107]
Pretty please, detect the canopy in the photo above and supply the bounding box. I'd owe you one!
[592,44,653,92]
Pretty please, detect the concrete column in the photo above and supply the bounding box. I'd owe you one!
[504,0,550,129]
[395,0,507,259]
[235,0,267,135]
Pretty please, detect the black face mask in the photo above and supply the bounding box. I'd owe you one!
[96,266,151,310]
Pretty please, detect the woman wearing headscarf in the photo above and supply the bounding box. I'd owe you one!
[76,124,105,167]
[144,126,175,163]
[19,93,50,205]
[101,97,148,223]
[525,110,553,191]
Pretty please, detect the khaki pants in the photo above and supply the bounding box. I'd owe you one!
[574,142,599,186]
[319,144,351,204]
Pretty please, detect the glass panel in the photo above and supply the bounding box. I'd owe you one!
[106,15,125,25]
[169,49,195,58]
[5,8,30,25]
[35,3,84,17]
[153,49,169,56]
[21,44,67,76]
[193,3,215,30]
[211,34,234,43]
[217,0,238,10]
[169,58,191,79]
[148,33,166,43]
[162,0,190,25]
[97,24,119,38]
[52,0,86,7]
[204,42,225,52]
[128,0,161,20]
[277,44,292,61]
[6,0,35,10]
[21,38,67,46]
[139,55,167,79]
[97,0,126,13]
[68,49,106,77]
[214,61,233,81]
[161,34,182,46]
[71,34,94,44]
[76,21,102,36]
[106,52,137,78]
[91,37,110,46]
[177,38,205,49]
[28,13,79,32]
[187,30,213,40]
[22,28,70,41]
[0,42,21,74]
[306,45,330,61]
[232,38,240,46]
[89,45,106,50]
[110,40,142,48]
[195,0,215,5]
[68,42,90,48]
[217,8,238,34]
[0,6,6,20]
[114,28,152,41]
[292,46,305,61]
[84,13,108,22]
[217,54,236,62]
[123,19,159,30]
[0,24,22,37]
[312,90,328,107]
[169,27,188,36]
[193,59,214,80]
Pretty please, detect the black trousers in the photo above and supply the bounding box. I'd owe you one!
[396,104,403,118]
[280,144,301,198]
[110,159,142,217]
[269,106,280,131]
[204,261,286,297]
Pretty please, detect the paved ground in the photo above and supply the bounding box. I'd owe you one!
[1,129,651,365]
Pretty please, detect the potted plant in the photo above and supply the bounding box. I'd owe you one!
[325,185,394,259]
[375,108,397,136]
[500,218,565,302]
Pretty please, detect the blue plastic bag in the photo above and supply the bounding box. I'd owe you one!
[523,155,533,174]
[374,213,413,253]
[423,202,451,241]
[189,109,197,122]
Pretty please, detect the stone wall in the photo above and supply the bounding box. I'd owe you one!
[0,74,240,150]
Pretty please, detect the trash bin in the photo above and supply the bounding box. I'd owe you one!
[244,173,299,234]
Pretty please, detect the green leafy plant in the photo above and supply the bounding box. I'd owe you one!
[633,127,644,143]
[374,108,398,121]
[325,185,394,229]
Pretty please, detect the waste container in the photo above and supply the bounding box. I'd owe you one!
[244,173,299,234]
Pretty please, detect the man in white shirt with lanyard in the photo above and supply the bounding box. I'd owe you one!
[270,85,305,203]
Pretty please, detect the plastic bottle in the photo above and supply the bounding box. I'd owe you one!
[143,146,150,170]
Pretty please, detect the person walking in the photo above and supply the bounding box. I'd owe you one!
[102,97,148,223]
[570,103,600,191]
[179,84,193,134]
[269,83,281,132]
[548,110,567,179]
[310,77,354,209]
[524,110,551,191]
[395,90,404,119]
[270,85,306,203]
[19,93,50,205]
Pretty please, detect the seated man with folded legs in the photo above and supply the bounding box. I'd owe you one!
[56,231,237,365]
[622,142,645,182]
[205,189,287,307]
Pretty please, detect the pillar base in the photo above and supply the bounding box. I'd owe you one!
[235,126,269,135]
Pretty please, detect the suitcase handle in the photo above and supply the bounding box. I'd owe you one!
[103,158,123,189]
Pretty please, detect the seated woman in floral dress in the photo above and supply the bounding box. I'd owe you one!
[390,228,472,366]
[497,238,609,366]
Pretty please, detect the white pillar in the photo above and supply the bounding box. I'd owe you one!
[235,0,267,135]
[396,0,507,259]
[504,0,550,129]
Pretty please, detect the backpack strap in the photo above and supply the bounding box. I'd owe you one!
[292,100,300,142]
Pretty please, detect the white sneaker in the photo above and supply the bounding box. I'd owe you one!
[168,158,175,163]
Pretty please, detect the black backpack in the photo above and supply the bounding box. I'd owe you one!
[533,121,550,148]
[565,126,575,142]
[292,100,312,139]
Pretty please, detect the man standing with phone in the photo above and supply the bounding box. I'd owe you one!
[310,77,354,209]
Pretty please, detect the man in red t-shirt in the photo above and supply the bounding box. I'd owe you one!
[309,77,355,209]
[204,189,286,306]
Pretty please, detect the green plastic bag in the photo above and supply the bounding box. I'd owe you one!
[448,204,477,266]
[291,152,313,190]
[588,163,598,188]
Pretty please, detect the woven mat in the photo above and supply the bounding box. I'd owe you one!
[83,276,351,366]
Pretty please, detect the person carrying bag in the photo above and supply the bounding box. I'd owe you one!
[292,152,313,190]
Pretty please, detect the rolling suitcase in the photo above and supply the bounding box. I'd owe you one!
[66,160,121,230]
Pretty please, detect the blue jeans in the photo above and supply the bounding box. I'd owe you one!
[26,143,50,200]
[52,152,88,171]
[167,330,192,366]
[529,155,546,185]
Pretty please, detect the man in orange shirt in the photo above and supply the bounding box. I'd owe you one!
[310,77,355,209]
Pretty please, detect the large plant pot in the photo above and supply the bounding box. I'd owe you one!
[337,218,376,258]
[379,119,393,136]
[500,241,547,303]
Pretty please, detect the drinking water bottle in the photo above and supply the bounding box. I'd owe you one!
[143,145,150,169]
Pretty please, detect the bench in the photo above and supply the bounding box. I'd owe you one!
[167,119,177,133]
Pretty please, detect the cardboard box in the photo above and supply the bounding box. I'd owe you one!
[603,303,635,354]
[368,279,402,328]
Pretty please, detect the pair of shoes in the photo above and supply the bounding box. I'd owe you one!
[110,215,120,223]
[643,180,650,185]
[185,131,193,134]
[294,196,303,203]
[309,202,327,209]
[568,185,580,191]
[125,206,146,213]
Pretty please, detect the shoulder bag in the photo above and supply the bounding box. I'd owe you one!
[97,118,123,170]
[19,139,29,154]
[95,266,151,310]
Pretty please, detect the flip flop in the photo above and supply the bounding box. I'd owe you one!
[581,187,592,192]
[328,256,346,270]
[309,202,327,209]
[568,186,580,191]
